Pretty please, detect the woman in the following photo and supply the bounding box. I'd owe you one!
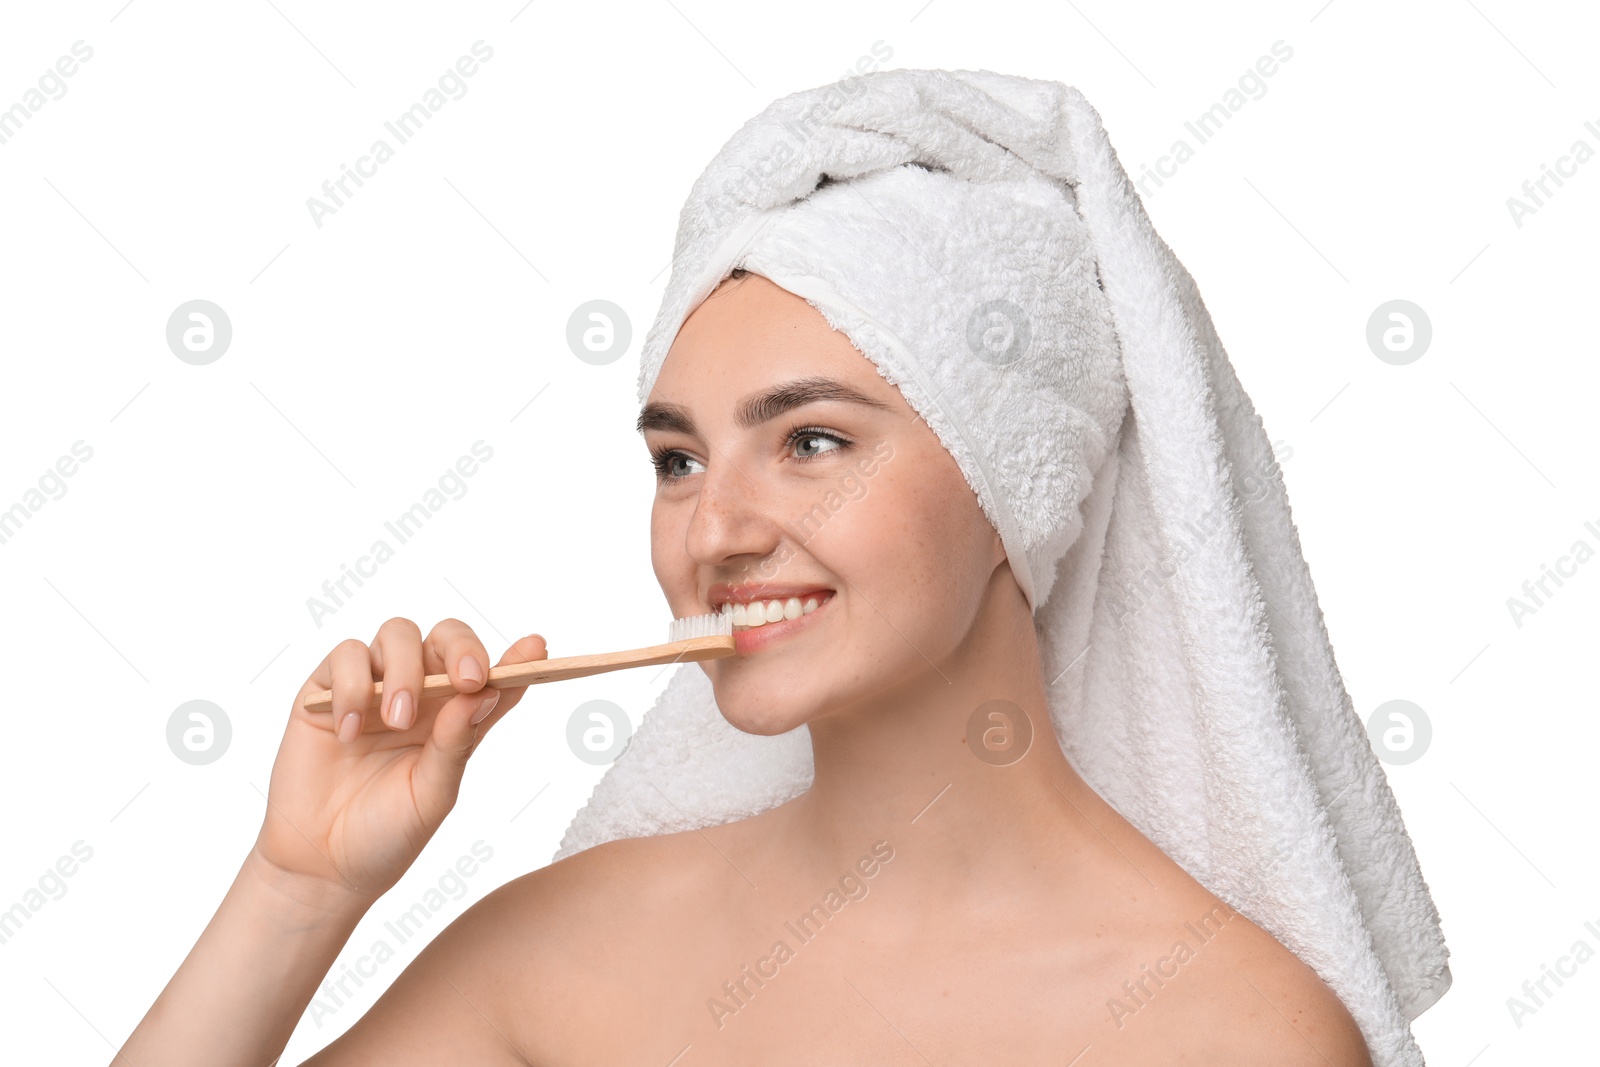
[116,267,1371,1065]
[121,68,1442,1066]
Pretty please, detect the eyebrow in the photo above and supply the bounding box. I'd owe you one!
[635,375,891,436]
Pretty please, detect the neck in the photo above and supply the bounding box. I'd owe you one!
[784,569,1105,910]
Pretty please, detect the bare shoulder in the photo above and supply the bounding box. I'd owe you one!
[294,834,711,1065]
[1088,806,1374,1066]
[457,829,733,1062]
[1088,876,1373,1067]
[1200,904,1375,1067]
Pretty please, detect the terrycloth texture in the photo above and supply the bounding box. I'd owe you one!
[555,68,1451,1065]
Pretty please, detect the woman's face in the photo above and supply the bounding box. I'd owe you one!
[641,272,1008,735]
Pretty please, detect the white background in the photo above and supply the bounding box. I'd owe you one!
[1,0,1594,1063]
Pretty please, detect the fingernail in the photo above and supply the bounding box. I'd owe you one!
[470,690,500,726]
[460,656,485,685]
[389,690,413,730]
[338,712,361,743]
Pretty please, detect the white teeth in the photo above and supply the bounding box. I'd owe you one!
[718,595,829,629]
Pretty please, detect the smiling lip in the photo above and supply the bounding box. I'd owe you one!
[699,582,837,656]
[706,582,836,611]
[728,591,835,655]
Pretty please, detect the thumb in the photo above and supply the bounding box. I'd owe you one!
[412,634,547,827]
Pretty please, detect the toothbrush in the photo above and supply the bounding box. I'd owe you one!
[300,611,735,714]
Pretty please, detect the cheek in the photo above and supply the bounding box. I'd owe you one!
[649,503,668,577]
[820,459,990,616]
[649,500,692,601]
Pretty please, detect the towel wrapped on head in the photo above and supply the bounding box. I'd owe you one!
[557,67,1451,1067]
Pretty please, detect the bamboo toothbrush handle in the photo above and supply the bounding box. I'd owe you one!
[300,635,735,715]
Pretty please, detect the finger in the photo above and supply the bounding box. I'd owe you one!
[369,617,424,731]
[326,639,375,743]
[410,634,547,829]
[467,633,548,728]
[421,618,492,702]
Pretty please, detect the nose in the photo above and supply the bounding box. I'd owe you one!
[682,449,783,572]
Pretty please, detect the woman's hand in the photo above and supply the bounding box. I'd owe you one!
[253,618,546,908]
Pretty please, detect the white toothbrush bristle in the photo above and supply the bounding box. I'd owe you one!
[667,611,735,643]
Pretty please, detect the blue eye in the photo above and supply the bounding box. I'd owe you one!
[649,425,853,484]
[791,428,848,460]
[650,450,705,481]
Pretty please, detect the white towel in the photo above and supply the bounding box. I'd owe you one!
[555,68,1450,1065]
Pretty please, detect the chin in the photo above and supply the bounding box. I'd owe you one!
[704,669,819,736]
[714,696,816,737]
